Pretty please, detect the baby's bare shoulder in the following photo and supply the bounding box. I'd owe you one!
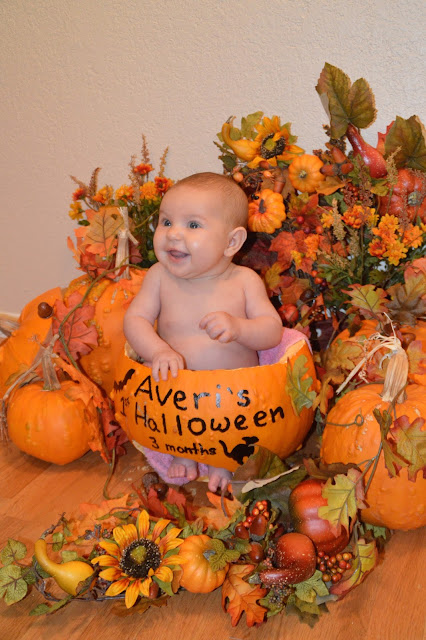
[231,264,264,285]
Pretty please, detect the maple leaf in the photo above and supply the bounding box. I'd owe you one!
[222,564,267,627]
[387,275,426,327]
[263,262,292,297]
[405,257,426,280]
[330,537,377,597]
[196,492,243,530]
[406,340,426,375]
[279,277,311,306]
[390,415,426,481]
[269,231,297,270]
[342,284,388,317]
[80,208,124,257]
[373,409,409,478]
[239,236,274,272]
[66,495,138,545]
[52,292,98,360]
[317,469,365,536]
[285,354,317,416]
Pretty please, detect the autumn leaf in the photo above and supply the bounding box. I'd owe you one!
[330,537,377,597]
[82,208,124,257]
[373,408,408,478]
[285,354,317,416]
[66,495,138,544]
[279,277,311,306]
[263,262,292,296]
[52,292,98,360]
[294,570,329,603]
[0,565,28,605]
[317,469,365,536]
[390,415,426,481]
[269,231,297,270]
[222,564,267,627]
[384,115,426,171]
[406,340,426,375]
[196,492,243,531]
[342,284,388,316]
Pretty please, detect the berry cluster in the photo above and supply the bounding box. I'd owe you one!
[235,500,271,541]
[317,551,353,583]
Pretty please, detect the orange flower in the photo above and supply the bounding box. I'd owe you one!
[342,204,376,229]
[155,176,174,195]
[384,239,408,266]
[368,237,386,257]
[140,181,159,200]
[69,202,84,221]
[115,184,134,201]
[321,210,334,229]
[401,224,423,249]
[134,163,153,175]
[373,213,400,242]
[91,510,185,608]
[290,250,303,268]
[304,234,319,260]
[72,187,86,201]
[248,189,286,233]
[92,186,114,204]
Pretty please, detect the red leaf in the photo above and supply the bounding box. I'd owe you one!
[52,293,98,360]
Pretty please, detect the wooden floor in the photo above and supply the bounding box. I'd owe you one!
[0,441,424,640]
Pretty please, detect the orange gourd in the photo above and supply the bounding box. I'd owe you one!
[288,154,325,193]
[321,347,426,530]
[178,535,228,593]
[0,287,62,398]
[248,189,286,233]
[379,168,426,222]
[112,338,317,472]
[64,269,145,394]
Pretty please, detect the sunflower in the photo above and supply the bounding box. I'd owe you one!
[248,116,304,168]
[91,510,185,608]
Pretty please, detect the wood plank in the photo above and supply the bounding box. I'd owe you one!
[0,442,424,640]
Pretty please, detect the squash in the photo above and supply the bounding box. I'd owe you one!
[111,337,317,472]
[34,538,94,595]
[178,535,228,593]
[321,346,426,530]
[248,189,286,233]
[260,532,317,586]
[0,287,62,398]
[289,478,350,554]
[64,269,145,394]
[379,168,426,222]
[288,154,325,193]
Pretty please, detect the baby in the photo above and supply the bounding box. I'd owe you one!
[124,172,283,492]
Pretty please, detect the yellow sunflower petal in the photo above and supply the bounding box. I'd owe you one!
[159,537,184,554]
[154,566,173,583]
[91,555,119,567]
[139,576,152,597]
[113,523,138,551]
[150,518,170,542]
[125,580,141,608]
[105,577,130,597]
[162,553,187,566]
[99,567,124,582]
[137,509,150,539]
[98,539,120,558]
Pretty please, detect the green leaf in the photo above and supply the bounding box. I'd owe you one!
[0,539,27,566]
[363,522,388,539]
[52,532,65,552]
[285,354,317,416]
[330,537,377,597]
[0,565,28,605]
[229,126,242,141]
[316,63,351,138]
[22,568,37,585]
[220,154,237,171]
[30,597,72,616]
[61,550,79,563]
[347,77,376,130]
[240,111,263,139]
[318,469,364,535]
[294,570,329,603]
[153,576,174,597]
[208,539,240,572]
[342,284,388,316]
[384,115,426,170]
[390,415,426,481]
[181,518,204,538]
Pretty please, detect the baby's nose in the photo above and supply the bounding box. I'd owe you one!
[167,225,183,239]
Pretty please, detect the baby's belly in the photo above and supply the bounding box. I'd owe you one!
[166,333,259,371]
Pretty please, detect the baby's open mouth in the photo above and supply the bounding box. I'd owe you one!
[168,250,189,259]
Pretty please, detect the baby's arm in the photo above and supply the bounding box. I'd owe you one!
[123,264,184,381]
[200,268,282,351]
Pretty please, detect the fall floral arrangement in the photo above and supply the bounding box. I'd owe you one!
[0,63,425,628]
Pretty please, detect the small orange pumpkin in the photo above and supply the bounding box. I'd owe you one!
[379,168,426,222]
[178,535,228,593]
[288,154,325,193]
[248,189,286,233]
[321,349,426,530]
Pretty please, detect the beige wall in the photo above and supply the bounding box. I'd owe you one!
[1,0,425,313]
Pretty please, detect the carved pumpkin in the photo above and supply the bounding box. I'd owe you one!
[321,349,426,530]
[288,154,325,193]
[178,535,228,593]
[111,338,317,472]
[248,189,286,233]
[63,269,146,394]
[0,287,62,398]
[379,168,426,222]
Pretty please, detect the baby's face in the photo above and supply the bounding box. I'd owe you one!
[154,185,234,280]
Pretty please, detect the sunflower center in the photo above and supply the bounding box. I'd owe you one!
[260,133,286,159]
[119,539,161,579]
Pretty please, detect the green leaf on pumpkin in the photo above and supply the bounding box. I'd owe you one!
[285,354,317,416]
[384,115,426,171]
[317,469,364,535]
[0,539,27,566]
[208,539,240,572]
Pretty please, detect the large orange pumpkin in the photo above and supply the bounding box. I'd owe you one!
[379,168,426,222]
[0,287,62,398]
[321,350,426,530]
[111,338,317,472]
[63,269,145,394]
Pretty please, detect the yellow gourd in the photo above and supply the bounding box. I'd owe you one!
[34,538,95,596]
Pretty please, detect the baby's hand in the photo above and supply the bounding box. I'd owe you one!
[151,347,185,382]
[199,312,240,343]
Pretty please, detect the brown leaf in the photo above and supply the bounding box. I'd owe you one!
[52,293,98,360]
[222,564,267,627]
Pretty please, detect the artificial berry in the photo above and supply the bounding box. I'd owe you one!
[331,573,342,583]
[233,171,244,183]
[314,276,323,285]
[345,562,352,570]
[37,302,53,318]
[252,508,259,516]
[342,552,352,561]
[152,482,168,499]
[338,560,347,569]
[336,554,343,562]
[326,560,333,568]
[317,550,325,558]
[296,216,305,225]
[235,524,250,539]
[322,573,331,582]
[319,563,326,573]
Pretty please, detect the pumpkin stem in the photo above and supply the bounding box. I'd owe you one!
[115,207,138,281]
[0,314,20,338]
[41,349,61,391]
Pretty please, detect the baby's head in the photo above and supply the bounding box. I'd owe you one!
[155,172,249,280]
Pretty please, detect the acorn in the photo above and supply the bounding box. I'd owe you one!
[37,302,53,319]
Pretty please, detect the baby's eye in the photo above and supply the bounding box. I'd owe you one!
[188,221,200,229]
[161,218,171,227]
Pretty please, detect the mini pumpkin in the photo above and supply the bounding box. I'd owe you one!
[288,154,325,193]
[379,168,426,222]
[178,535,228,593]
[248,189,286,233]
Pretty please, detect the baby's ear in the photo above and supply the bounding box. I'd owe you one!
[224,226,247,257]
